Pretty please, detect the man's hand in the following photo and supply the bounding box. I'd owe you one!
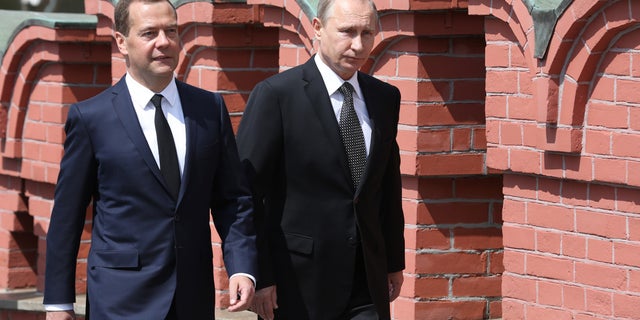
[227,275,255,312]
[388,271,403,302]
[46,310,75,320]
[250,285,277,320]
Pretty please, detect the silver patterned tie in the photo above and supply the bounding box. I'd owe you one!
[338,82,367,190]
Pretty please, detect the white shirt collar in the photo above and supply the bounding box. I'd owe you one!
[314,54,363,99]
[125,73,180,110]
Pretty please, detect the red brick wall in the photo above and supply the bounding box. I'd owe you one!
[0,1,508,320]
[471,0,640,318]
[502,176,640,319]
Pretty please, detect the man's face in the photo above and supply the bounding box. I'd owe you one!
[115,1,179,91]
[313,0,377,80]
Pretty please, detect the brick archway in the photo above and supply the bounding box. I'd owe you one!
[0,20,111,296]
[548,0,640,152]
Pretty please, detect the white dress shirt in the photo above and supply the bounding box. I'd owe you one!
[314,54,372,156]
[127,74,187,175]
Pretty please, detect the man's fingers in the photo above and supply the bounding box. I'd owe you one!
[249,287,276,320]
[256,301,267,320]
[228,276,255,312]
[229,283,239,305]
[238,284,253,306]
[46,311,75,320]
[387,271,404,302]
[264,302,275,320]
[270,288,278,309]
[389,284,400,301]
[259,299,274,320]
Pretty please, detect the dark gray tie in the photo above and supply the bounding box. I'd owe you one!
[338,82,367,190]
[151,94,180,199]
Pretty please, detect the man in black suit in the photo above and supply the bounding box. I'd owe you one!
[236,0,405,318]
[43,0,256,319]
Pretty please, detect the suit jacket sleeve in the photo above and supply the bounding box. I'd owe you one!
[208,93,258,277]
[236,80,283,288]
[44,104,97,304]
[381,85,405,273]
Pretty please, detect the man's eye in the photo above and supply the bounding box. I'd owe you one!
[340,29,354,36]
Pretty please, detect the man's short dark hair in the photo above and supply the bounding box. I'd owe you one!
[114,0,176,36]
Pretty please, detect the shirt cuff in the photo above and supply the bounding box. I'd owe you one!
[229,273,256,286]
[43,303,74,311]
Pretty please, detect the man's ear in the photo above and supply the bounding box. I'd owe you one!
[312,17,322,39]
[115,31,128,56]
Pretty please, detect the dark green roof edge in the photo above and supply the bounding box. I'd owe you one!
[297,0,318,21]
[110,0,248,7]
[110,0,315,19]
[0,9,97,64]
[523,0,573,59]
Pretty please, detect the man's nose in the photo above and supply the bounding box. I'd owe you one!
[156,31,169,47]
[351,34,364,51]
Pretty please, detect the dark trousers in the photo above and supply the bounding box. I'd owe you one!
[341,245,379,320]
[165,297,178,320]
[263,245,380,320]
[342,304,379,320]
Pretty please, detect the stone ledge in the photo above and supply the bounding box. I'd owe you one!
[0,289,256,320]
[0,289,82,314]
[0,9,97,61]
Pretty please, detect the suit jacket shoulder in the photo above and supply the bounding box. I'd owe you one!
[175,79,217,97]
[258,62,308,91]
[73,77,126,110]
[357,72,400,100]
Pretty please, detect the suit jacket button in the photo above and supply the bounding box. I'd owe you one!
[354,197,359,204]
[174,215,180,222]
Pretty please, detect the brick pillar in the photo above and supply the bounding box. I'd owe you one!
[387,28,503,319]
[0,176,35,289]
[27,60,111,293]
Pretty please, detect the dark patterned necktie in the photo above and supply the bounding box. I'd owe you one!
[151,94,180,199]
[338,82,367,190]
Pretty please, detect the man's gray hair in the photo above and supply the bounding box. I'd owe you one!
[316,0,379,25]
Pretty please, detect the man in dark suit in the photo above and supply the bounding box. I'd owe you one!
[236,0,405,318]
[42,0,256,319]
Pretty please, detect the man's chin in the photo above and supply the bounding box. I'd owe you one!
[342,59,366,70]
[152,68,177,78]
[339,65,360,77]
[152,61,177,72]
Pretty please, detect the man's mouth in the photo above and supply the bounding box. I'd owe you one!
[154,56,172,62]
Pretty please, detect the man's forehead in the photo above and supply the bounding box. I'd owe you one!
[129,12,177,29]
[330,14,375,27]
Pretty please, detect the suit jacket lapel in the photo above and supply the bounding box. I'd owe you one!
[176,81,196,204]
[111,78,166,188]
[112,77,184,202]
[357,73,382,195]
[302,59,353,185]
